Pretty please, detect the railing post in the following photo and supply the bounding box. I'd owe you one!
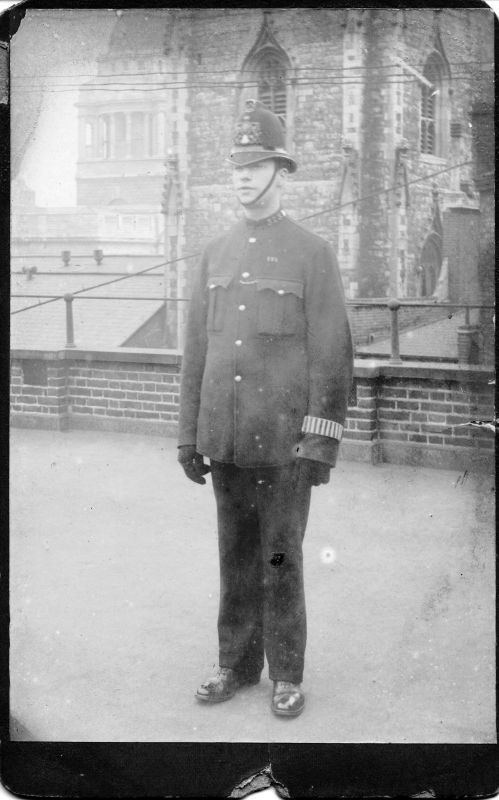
[387,298,403,364]
[458,305,479,364]
[64,294,76,348]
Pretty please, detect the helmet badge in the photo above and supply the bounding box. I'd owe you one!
[234,120,262,145]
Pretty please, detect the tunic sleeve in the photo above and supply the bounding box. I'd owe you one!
[177,253,209,447]
[295,242,354,467]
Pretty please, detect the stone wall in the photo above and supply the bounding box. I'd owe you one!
[10,349,494,472]
[472,99,495,366]
[182,7,346,262]
[443,208,481,303]
[178,7,493,300]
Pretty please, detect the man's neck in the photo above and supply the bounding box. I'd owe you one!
[242,196,281,222]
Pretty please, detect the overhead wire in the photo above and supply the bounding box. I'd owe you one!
[299,158,473,223]
[11,158,474,316]
[11,58,493,81]
[10,75,486,95]
[11,253,197,315]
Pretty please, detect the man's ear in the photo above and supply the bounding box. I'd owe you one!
[277,167,289,186]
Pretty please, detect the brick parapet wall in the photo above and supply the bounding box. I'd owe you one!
[10,349,181,435]
[344,380,378,443]
[10,361,69,419]
[10,349,494,471]
[67,360,180,429]
[341,367,494,469]
[375,378,494,450]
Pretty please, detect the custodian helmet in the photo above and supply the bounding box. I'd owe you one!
[228,99,298,173]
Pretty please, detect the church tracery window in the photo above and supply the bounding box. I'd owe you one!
[238,13,292,128]
[254,51,287,118]
[420,47,450,157]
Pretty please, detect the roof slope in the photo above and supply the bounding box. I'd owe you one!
[11,267,166,350]
[357,311,466,360]
[106,9,170,58]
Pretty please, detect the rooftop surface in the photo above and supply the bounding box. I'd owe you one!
[10,427,495,743]
[358,310,466,360]
[11,263,166,349]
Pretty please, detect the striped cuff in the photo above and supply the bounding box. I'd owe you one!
[301,415,344,440]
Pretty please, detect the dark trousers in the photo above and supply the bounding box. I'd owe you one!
[210,461,312,684]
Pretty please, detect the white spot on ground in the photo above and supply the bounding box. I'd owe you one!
[320,547,336,565]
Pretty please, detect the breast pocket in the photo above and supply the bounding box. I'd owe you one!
[206,274,232,331]
[256,278,304,336]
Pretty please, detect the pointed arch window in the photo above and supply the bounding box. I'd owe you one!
[255,51,287,118]
[420,51,449,157]
[239,14,292,126]
[418,232,442,297]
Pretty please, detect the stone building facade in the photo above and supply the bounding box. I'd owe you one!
[175,8,491,292]
[169,7,493,347]
[11,7,494,350]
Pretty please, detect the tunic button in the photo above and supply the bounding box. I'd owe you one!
[235,339,242,346]
[241,271,250,278]
[248,237,256,243]
[234,375,242,382]
[238,304,246,311]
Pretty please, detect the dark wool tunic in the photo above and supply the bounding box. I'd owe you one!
[178,210,353,467]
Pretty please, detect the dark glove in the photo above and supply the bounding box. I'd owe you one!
[295,457,331,487]
[177,445,211,485]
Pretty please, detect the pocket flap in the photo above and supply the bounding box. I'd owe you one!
[256,278,304,298]
[207,274,232,290]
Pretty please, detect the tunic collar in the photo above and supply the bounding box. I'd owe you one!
[245,209,287,228]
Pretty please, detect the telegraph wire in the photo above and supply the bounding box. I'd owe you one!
[11,71,482,86]
[11,253,198,315]
[11,59,493,81]
[299,159,474,223]
[11,67,490,86]
[11,158,475,317]
[10,75,485,95]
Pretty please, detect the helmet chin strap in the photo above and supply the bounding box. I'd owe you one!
[239,161,279,207]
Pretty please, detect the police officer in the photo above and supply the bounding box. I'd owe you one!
[178,100,353,717]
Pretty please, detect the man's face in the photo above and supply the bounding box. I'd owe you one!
[232,159,280,207]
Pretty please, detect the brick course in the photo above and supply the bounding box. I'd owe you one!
[10,351,494,470]
[64,360,180,423]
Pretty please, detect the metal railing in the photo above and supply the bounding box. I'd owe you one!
[10,290,494,361]
[347,299,494,364]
